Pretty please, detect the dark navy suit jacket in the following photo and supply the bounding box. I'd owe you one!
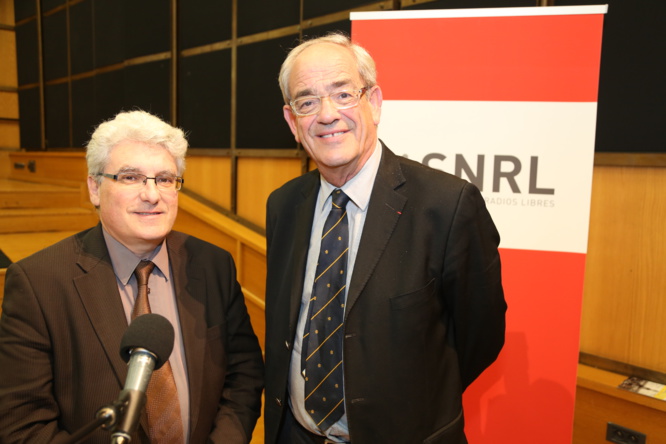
[264,143,506,444]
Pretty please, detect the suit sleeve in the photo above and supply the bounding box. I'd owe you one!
[0,264,70,443]
[443,182,507,389]
[208,256,264,444]
[265,192,277,255]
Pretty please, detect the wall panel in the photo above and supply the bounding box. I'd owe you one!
[93,69,124,124]
[0,91,18,118]
[123,60,170,121]
[236,35,299,149]
[302,20,351,40]
[0,0,15,22]
[44,82,69,147]
[237,0,299,36]
[303,0,375,20]
[556,0,666,153]
[0,152,8,177]
[70,75,95,148]
[15,19,38,86]
[42,0,64,12]
[240,244,266,302]
[0,121,19,147]
[172,210,238,261]
[184,156,233,210]
[122,0,170,60]
[178,0,231,50]
[17,86,40,148]
[581,166,666,372]
[0,29,17,85]
[93,0,124,68]
[236,157,302,228]
[403,0,535,9]
[13,0,34,21]
[178,50,232,148]
[42,8,67,81]
[0,0,18,150]
[69,0,93,75]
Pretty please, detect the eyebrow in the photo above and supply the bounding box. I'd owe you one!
[293,79,354,100]
[116,166,141,174]
[117,166,177,176]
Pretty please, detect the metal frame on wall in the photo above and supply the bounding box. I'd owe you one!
[12,0,666,223]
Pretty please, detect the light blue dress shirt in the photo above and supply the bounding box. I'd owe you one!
[289,141,382,442]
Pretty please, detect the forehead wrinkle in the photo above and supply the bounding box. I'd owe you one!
[289,53,360,99]
[116,166,177,176]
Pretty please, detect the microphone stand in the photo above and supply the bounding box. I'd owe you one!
[63,397,127,444]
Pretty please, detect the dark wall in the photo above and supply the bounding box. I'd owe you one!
[14,0,664,152]
[554,0,665,153]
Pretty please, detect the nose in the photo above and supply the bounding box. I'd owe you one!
[316,96,340,124]
[139,179,161,204]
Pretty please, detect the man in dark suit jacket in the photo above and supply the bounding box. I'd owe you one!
[264,34,506,444]
[0,110,263,444]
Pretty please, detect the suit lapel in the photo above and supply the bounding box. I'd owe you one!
[74,224,130,387]
[289,174,320,331]
[167,232,206,433]
[346,145,407,315]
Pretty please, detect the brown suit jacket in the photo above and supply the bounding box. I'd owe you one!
[0,224,264,443]
[264,144,506,443]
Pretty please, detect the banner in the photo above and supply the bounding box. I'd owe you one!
[352,6,607,443]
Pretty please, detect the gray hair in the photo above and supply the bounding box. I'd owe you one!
[278,32,377,104]
[86,110,187,179]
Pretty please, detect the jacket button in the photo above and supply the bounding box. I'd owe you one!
[285,340,290,350]
[275,398,282,407]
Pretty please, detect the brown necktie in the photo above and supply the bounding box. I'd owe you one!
[132,260,185,443]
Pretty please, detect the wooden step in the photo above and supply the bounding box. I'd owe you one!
[0,179,87,209]
[0,179,88,208]
[0,207,99,234]
[0,188,83,209]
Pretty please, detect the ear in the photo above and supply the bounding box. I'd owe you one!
[87,175,101,208]
[283,105,301,143]
[367,85,383,125]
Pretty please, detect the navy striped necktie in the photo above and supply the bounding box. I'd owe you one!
[302,189,350,431]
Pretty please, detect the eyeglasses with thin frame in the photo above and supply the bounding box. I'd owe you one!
[289,87,369,117]
[96,172,184,191]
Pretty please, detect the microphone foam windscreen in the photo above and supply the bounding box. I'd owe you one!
[119,313,175,369]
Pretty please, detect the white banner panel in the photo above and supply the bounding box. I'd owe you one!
[380,100,597,253]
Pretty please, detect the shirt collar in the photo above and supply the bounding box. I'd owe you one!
[102,227,171,285]
[318,139,382,212]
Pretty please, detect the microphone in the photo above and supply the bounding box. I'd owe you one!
[111,313,174,444]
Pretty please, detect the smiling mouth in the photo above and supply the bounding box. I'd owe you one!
[319,131,346,139]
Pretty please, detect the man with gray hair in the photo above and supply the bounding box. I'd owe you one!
[0,110,264,444]
[264,33,506,443]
